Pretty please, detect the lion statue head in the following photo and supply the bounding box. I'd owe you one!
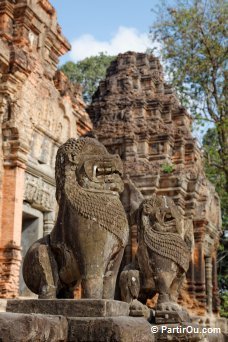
[140,195,182,235]
[54,137,128,246]
[139,194,192,272]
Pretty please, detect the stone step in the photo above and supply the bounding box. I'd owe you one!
[7,299,129,318]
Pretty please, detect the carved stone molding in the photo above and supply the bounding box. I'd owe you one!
[24,173,55,211]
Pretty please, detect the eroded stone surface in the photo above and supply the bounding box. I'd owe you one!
[7,299,129,317]
[120,194,193,321]
[0,312,68,342]
[22,138,129,299]
[155,310,190,324]
[68,316,154,342]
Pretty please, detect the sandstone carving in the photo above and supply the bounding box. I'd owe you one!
[24,174,55,211]
[23,137,129,299]
[120,194,194,313]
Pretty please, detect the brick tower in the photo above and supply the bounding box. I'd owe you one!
[88,52,221,317]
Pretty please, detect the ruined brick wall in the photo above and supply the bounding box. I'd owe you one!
[0,0,92,297]
[88,52,222,316]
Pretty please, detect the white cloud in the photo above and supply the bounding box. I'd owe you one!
[70,26,152,61]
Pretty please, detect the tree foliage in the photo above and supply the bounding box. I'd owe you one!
[152,0,228,191]
[220,291,228,318]
[60,53,115,104]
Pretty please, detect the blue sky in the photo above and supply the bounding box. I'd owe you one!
[50,1,206,142]
[50,0,164,63]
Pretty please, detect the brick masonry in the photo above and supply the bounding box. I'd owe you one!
[0,0,92,297]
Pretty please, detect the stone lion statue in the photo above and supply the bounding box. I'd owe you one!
[120,194,194,313]
[23,137,129,299]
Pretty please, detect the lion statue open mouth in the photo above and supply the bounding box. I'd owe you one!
[23,137,129,299]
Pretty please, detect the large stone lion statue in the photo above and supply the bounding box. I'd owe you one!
[23,137,129,299]
[120,193,194,314]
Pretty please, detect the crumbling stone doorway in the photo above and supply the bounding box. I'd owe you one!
[19,205,43,297]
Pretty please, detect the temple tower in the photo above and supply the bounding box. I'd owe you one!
[88,51,221,316]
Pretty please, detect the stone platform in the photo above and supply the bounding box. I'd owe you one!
[3,299,154,342]
[7,299,129,317]
[2,299,226,341]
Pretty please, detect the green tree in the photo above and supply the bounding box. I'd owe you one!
[152,0,228,191]
[60,53,115,104]
[220,291,228,318]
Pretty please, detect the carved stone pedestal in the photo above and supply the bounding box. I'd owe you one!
[5,299,154,342]
[3,300,226,341]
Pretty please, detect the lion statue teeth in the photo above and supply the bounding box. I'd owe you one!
[23,137,129,299]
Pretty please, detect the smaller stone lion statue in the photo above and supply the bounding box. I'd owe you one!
[120,194,194,314]
[23,137,129,299]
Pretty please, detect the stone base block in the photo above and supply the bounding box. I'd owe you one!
[155,310,190,324]
[68,316,154,342]
[7,299,129,317]
[0,312,68,342]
